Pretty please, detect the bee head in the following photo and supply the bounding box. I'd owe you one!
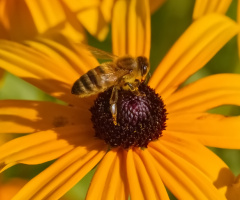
[137,56,150,81]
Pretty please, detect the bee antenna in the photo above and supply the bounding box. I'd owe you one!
[144,72,151,84]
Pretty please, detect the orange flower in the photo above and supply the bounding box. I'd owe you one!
[0,0,240,199]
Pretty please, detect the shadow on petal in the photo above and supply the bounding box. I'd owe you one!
[214,167,235,196]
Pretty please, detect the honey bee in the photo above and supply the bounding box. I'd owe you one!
[71,48,150,125]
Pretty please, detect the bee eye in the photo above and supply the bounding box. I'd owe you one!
[142,65,148,76]
[137,56,149,77]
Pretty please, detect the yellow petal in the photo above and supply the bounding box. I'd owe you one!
[0,0,8,37]
[0,178,28,200]
[0,125,96,172]
[167,112,240,149]
[0,0,86,41]
[193,0,232,20]
[116,150,129,200]
[149,14,239,100]
[86,148,126,200]
[0,100,91,134]
[149,140,226,200]
[13,143,107,200]
[0,0,38,40]
[55,1,87,42]
[58,20,86,43]
[100,0,115,23]
[159,133,235,196]
[132,149,160,200]
[126,148,144,200]
[166,74,240,113]
[61,0,109,41]
[23,36,98,77]
[112,0,150,58]
[25,0,65,34]
[135,148,170,200]
[149,0,166,14]
[0,39,98,106]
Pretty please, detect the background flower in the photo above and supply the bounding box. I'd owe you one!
[192,0,240,59]
[192,0,233,20]
[0,0,239,200]
[0,0,167,89]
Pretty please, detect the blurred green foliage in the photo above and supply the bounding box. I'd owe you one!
[0,0,240,199]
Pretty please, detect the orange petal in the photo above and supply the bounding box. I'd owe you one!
[0,39,98,106]
[23,36,98,78]
[135,148,170,200]
[86,148,127,200]
[58,19,86,42]
[193,0,232,20]
[25,0,86,42]
[167,112,240,149]
[159,133,235,196]
[0,178,28,200]
[166,74,240,113]
[112,0,150,58]
[126,148,168,200]
[132,150,158,200]
[126,148,144,199]
[116,150,129,200]
[25,0,65,34]
[0,0,38,40]
[13,143,107,200]
[0,125,96,172]
[0,68,6,87]
[0,100,91,134]
[149,0,166,14]
[61,0,109,41]
[149,140,227,200]
[0,0,86,41]
[149,14,239,100]
[100,0,115,23]
[0,0,9,39]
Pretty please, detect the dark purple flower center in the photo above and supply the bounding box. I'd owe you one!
[90,83,167,148]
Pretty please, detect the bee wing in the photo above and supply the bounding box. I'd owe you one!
[97,62,130,83]
[79,43,118,61]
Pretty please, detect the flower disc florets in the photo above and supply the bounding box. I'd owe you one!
[90,83,167,148]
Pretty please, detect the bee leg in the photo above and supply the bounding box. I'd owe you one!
[126,82,145,96]
[110,86,118,125]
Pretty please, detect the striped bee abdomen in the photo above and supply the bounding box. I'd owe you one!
[71,66,107,97]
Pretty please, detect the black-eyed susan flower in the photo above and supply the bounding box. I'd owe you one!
[0,0,240,199]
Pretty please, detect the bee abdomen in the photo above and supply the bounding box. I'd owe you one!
[71,67,104,96]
